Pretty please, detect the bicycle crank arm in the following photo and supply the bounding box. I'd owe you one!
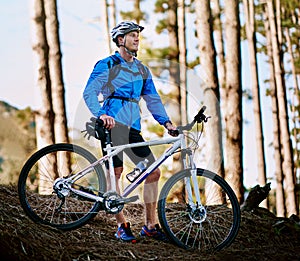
[115,195,139,204]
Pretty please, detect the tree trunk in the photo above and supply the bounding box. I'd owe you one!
[243,0,268,208]
[266,0,297,216]
[44,0,71,176]
[241,183,271,212]
[44,0,69,145]
[284,26,300,182]
[195,0,224,178]
[31,0,55,148]
[263,6,286,217]
[177,0,188,125]
[167,0,182,173]
[31,0,56,193]
[110,0,116,28]
[103,0,112,53]
[211,0,226,116]
[224,0,244,203]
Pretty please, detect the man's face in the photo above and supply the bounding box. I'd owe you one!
[123,31,140,51]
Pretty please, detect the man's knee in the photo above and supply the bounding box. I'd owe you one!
[114,167,123,180]
[145,168,160,183]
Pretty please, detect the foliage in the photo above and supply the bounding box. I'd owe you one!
[120,0,146,23]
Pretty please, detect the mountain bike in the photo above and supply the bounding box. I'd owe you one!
[18,106,240,252]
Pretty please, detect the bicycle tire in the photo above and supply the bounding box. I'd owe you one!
[158,168,240,251]
[18,143,107,230]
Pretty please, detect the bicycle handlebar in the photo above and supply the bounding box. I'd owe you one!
[168,106,208,136]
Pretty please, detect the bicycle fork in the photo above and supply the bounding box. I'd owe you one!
[183,151,206,223]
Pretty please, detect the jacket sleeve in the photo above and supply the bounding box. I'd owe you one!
[83,60,109,117]
[141,68,170,126]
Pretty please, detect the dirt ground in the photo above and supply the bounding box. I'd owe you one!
[0,184,299,261]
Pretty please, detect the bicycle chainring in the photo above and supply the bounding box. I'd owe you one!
[103,191,124,214]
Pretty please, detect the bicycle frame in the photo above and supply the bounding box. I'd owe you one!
[65,130,201,207]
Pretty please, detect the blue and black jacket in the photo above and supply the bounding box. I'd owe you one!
[83,52,170,131]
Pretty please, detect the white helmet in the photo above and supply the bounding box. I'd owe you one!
[111,21,144,46]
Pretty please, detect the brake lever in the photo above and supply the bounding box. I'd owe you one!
[204,116,211,123]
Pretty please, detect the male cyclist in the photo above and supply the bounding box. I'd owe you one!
[83,21,177,243]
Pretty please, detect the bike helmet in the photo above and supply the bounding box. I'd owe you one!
[111,21,144,46]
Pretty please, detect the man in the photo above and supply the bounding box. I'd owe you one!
[83,21,177,243]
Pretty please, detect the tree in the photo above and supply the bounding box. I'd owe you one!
[31,0,55,149]
[110,0,117,27]
[266,0,297,216]
[224,0,244,203]
[44,0,70,175]
[120,0,145,23]
[282,0,300,213]
[195,0,224,178]
[262,5,286,216]
[103,0,112,53]
[154,0,182,173]
[243,0,268,207]
[177,0,188,125]
[155,0,181,125]
[44,0,69,145]
[211,0,226,111]
[31,0,57,193]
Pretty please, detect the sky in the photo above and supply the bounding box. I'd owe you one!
[0,0,276,189]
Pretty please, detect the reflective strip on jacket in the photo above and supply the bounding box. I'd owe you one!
[83,52,170,131]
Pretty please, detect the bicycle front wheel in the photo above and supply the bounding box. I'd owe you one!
[18,143,106,230]
[158,168,240,252]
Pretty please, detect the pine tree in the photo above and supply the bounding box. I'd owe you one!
[31,0,57,193]
[195,0,224,178]
[243,0,268,207]
[224,0,244,203]
[266,0,297,216]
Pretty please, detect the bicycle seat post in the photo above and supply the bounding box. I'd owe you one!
[104,128,117,191]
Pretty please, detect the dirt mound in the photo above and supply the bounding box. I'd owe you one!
[0,185,299,261]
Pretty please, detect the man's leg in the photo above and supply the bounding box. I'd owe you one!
[144,168,161,229]
[106,166,127,226]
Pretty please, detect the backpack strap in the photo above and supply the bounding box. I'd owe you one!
[105,54,148,101]
[136,61,148,90]
[106,55,122,95]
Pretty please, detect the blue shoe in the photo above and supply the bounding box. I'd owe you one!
[115,222,137,243]
[140,224,169,242]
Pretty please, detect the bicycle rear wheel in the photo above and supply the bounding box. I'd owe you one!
[18,143,106,230]
[158,168,240,251]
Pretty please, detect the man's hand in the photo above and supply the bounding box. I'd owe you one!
[100,114,115,130]
[165,122,178,137]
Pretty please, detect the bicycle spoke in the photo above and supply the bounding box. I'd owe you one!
[18,144,106,230]
[158,168,240,251]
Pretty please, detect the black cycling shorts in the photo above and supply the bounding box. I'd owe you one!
[101,123,155,168]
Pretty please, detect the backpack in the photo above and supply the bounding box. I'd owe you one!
[105,54,148,103]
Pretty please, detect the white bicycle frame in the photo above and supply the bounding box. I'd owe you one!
[67,132,201,206]
[104,134,183,197]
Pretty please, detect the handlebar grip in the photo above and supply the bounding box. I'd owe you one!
[194,106,206,123]
[168,129,180,137]
[90,117,104,127]
[176,106,208,132]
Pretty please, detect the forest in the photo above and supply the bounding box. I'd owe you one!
[0,0,300,260]
[26,0,299,217]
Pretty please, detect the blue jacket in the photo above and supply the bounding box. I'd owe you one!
[83,52,170,131]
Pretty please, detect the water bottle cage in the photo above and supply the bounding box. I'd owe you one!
[126,168,142,183]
